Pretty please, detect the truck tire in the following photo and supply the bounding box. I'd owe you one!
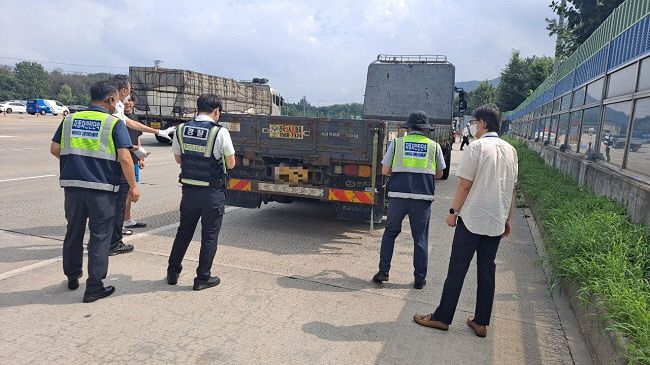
[441,147,451,180]
[156,135,173,145]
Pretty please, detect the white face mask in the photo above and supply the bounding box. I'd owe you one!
[123,94,130,103]
[469,123,478,136]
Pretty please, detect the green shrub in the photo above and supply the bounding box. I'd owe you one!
[503,136,650,363]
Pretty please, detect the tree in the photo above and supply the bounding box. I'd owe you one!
[281,96,363,118]
[496,50,553,112]
[546,0,625,61]
[14,61,51,99]
[57,84,74,104]
[0,65,18,101]
[467,80,497,113]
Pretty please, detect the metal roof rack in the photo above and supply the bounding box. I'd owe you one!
[376,54,447,64]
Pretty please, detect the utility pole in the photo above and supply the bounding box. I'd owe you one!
[553,0,566,71]
[153,59,163,69]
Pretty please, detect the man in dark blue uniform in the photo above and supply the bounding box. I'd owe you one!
[167,93,236,291]
[372,111,446,289]
[50,80,139,303]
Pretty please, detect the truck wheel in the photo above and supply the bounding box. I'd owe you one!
[40,109,46,115]
[155,135,173,145]
[441,147,451,180]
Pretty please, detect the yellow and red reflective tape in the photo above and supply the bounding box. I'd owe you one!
[228,179,252,191]
[328,189,374,204]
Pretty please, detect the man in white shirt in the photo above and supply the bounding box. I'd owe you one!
[167,93,236,291]
[414,103,518,338]
[460,123,470,150]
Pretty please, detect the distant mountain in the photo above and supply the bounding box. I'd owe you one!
[455,77,500,92]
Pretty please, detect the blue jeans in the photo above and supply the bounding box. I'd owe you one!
[379,197,432,282]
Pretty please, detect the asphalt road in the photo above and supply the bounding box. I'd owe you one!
[0,113,590,364]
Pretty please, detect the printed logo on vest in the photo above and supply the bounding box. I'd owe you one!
[183,126,210,140]
[71,119,102,139]
[403,142,427,159]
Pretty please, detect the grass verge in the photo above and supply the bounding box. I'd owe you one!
[503,136,650,364]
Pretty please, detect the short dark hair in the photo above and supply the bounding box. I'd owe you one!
[197,93,223,113]
[111,75,130,90]
[90,80,118,102]
[473,103,501,132]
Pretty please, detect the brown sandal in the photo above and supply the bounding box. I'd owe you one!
[413,313,449,331]
[467,316,487,337]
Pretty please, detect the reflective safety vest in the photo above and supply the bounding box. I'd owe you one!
[176,119,228,189]
[59,110,121,192]
[388,133,437,201]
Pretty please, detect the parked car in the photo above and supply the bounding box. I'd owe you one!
[26,99,69,116]
[67,105,88,113]
[0,101,27,114]
[610,134,627,149]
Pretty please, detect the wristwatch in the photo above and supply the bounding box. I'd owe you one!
[449,208,459,216]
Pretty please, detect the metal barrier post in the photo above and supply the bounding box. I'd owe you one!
[370,128,379,230]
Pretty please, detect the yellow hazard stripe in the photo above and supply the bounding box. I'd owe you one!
[328,189,374,204]
[228,179,252,191]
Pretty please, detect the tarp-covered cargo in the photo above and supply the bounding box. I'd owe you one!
[129,67,272,118]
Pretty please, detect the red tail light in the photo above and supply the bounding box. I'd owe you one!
[343,164,358,176]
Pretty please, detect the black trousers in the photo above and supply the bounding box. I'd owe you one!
[433,217,501,326]
[62,187,116,293]
[379,197,432,282]
[168,186,225,280]
[110,182,129,250]
[460,136,470,150]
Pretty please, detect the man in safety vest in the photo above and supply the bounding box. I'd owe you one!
[50,80,139,303]
[372,111,445,289]
[167,93,236,291]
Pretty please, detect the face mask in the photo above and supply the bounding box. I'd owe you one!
[123,94,130,103]
[469,123,478,136]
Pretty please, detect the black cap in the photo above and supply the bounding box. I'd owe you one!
[400,110,433,130]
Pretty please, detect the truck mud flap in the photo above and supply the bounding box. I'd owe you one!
[225,190,262,208]
[335,202,383,225]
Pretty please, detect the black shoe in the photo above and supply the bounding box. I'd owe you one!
[193,276,220,291]
[67,273,82,290]
[109,243,134,256]
[167,272,179,285]
[83,286,115,303]
[414,279,426,289]
[372,271,389,283]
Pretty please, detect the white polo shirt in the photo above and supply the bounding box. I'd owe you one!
[456,132,518,236]
[171,114,235,161]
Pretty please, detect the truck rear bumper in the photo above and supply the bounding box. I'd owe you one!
[228,179,375,205]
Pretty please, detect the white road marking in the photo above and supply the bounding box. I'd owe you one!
[146,161,173,166]
[0,174,58,183]
[0,135,17,138]
[0,257,63,280]
[0,147,42,151]
[0,206,242,280]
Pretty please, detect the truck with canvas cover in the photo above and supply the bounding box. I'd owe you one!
[363,54,456,179]
[129,66,283,143]
[221,113,398,224]
[223,54,459,223]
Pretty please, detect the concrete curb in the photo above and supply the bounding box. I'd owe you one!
[521,195,629,365]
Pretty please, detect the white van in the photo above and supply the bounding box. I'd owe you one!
[44,100,69,116]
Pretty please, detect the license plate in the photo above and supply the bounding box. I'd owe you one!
[269,124,304,139]
[257,182,323,197]
[274,166,309,183]
[150,121,161,129]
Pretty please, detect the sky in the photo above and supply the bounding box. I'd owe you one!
[0,0,557,105]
